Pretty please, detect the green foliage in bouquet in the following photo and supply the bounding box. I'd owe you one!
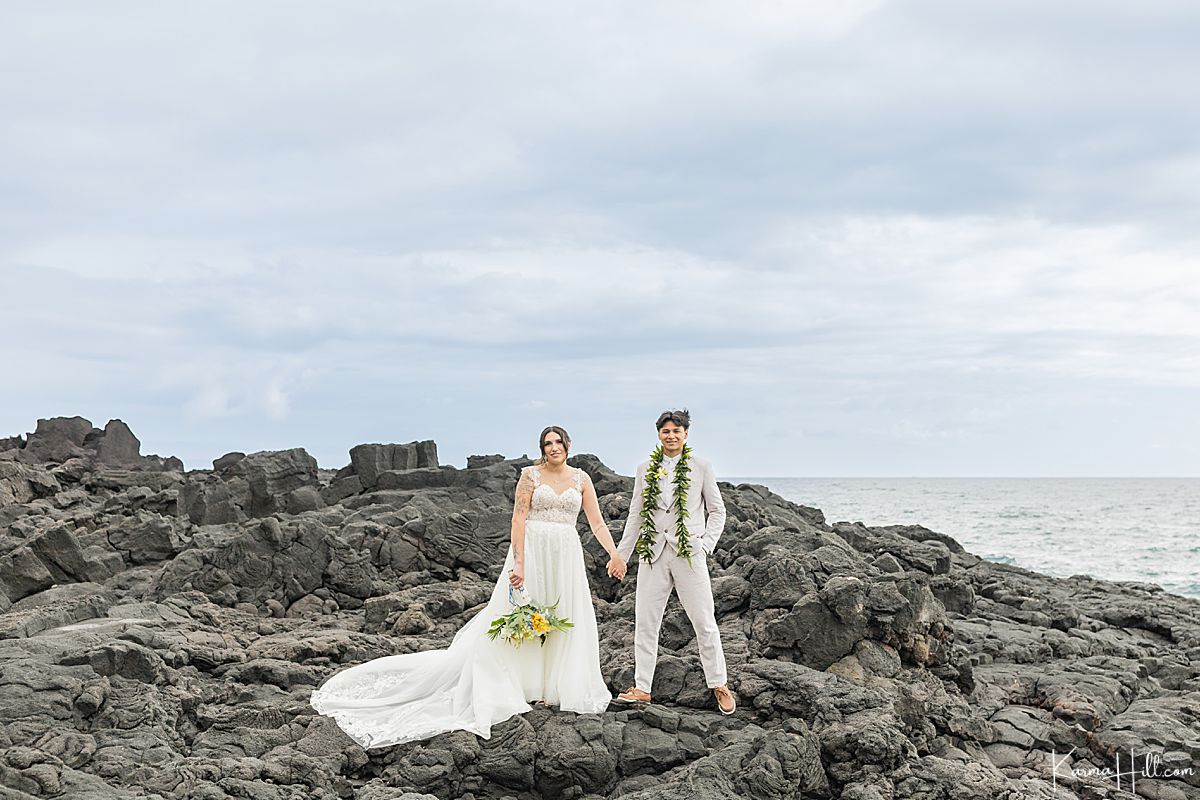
[487,601,574,646]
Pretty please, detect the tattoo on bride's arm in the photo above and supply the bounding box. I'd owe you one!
[513,472,534,518]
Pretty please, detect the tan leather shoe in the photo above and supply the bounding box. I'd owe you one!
[616,687,652,704]
[713,685,736,715]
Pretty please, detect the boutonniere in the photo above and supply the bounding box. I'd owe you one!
[634,444,694,566]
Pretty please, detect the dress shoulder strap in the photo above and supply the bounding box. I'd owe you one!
[528,465,541,487]
[573,467,584,489]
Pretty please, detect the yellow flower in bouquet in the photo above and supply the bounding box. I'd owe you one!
[488,601,572,647]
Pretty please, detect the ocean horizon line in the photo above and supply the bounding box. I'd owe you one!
[728,475,1200,481]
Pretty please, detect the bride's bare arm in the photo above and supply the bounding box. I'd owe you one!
[581,473,623,568]
[509,468,534,587]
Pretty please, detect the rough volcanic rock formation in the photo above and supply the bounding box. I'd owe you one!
[1,417,1197,799]
[0,416,183,473]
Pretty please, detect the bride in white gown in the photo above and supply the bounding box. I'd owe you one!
[309,426,625,749]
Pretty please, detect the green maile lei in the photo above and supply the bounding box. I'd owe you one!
[634,443,694,566]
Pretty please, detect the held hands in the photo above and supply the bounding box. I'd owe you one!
[606,555,627,581]
[509,564,525,589]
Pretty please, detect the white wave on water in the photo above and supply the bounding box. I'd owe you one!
[734,478,1200,599]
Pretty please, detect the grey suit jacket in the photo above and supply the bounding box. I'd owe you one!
[616,455,726,563]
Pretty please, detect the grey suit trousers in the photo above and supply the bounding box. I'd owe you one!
[634,545,727,692]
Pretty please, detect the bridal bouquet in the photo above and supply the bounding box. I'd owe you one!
[488,582,573,646]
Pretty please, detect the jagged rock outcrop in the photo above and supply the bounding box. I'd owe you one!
[348,441,438,490]
[1,416,183,473]
[1,416,1197,800]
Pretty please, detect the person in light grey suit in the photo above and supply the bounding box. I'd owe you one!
[608,409,736,715]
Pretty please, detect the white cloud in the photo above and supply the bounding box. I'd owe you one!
[2,2,1199,474]
[188,379,232,419]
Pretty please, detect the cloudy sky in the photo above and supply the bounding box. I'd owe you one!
[2,2,1197,476]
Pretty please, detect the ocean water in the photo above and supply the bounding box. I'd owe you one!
[732,478,1200,600]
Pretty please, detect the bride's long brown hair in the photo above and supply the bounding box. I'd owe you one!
[535,426,571,466]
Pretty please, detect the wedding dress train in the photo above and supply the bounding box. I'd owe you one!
[309,465,612,748]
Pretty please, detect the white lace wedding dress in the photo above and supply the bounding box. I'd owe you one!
[309,465,612,748]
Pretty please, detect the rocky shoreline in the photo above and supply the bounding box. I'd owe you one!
[1,416,1197,800]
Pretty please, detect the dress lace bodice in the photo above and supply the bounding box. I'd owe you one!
[526,466,584,526]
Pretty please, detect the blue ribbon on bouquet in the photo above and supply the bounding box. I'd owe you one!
[507,570,531,607]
